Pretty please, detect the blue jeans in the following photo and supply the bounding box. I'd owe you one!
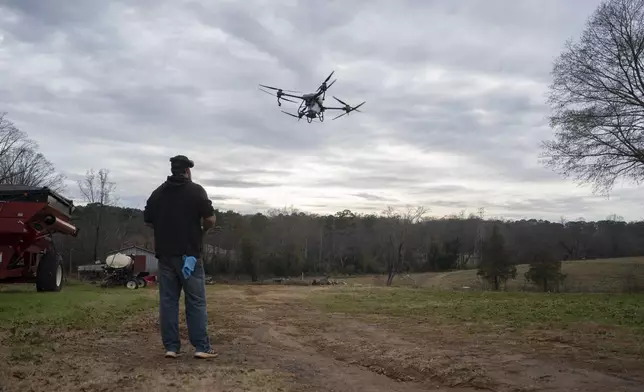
[157,256,211,353]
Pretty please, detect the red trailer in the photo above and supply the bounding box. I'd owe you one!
[0,185,79,292]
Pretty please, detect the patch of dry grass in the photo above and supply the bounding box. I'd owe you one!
[314,287,644,330]
[311,285,644,362]
[346,257,644,292]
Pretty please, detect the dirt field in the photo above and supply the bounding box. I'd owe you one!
[1,283,643,392]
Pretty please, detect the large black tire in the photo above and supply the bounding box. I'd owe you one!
[136,277,147,288]
[36,251,64,292]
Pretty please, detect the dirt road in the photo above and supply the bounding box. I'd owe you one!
[2,285,643,392]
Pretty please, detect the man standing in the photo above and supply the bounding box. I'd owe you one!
[144,155,218,359]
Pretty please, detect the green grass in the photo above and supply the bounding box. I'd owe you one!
[0,282,157,333]
[314,287,644,333]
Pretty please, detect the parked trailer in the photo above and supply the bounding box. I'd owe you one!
[0,185,79,292]
[100,253,149,289]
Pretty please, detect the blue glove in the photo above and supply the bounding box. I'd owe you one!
[182,255,197,280]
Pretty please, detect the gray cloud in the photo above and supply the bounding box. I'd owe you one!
[2,0,644,221]
[201,179,279,189]
[207,194,230,201]
[353,193,397,202]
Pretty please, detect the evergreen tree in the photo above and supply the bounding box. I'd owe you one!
[525,249,566,292]
[477,225,516,290]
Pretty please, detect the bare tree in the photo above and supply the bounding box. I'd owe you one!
[381,205,428,286]
[0,146,66,192]
[78,168,116,206]
[543,0,644,193]
[0,113,65,190]
[0,114,31,181]
[78,168,116,261]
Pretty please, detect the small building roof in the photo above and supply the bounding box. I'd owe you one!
[106,245,155,255]
[78,264,105,272]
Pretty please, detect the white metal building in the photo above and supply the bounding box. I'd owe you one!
[106,245,158,273]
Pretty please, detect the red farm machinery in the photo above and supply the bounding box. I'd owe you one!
[0,185,78,292]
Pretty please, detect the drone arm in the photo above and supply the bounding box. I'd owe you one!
[280,92,305,100]
[322,106,347,111]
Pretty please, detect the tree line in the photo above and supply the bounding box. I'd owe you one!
[204,207,638,287]
[52,200,644,293]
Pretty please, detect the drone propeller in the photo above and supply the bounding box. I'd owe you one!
[331,98,366,120]
[332,112,349,120]
[258,84,301,93]
[258,88,297,103]
[333,96,349,107]
[281,110,302,121]
[323,71,334,84]
[353,101,366,111]
[316,71,335,93]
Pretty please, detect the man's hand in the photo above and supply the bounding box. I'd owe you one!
[202,215,216,230]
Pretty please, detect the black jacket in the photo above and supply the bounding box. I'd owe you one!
[143,175,215,259]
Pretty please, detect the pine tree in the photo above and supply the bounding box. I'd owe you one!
[477,225,516,290]
[525,249,566,292]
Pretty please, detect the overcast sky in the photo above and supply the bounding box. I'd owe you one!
[1,0,642,221]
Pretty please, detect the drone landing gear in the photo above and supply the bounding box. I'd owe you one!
[307,117,313,124]
[319,112,325,122]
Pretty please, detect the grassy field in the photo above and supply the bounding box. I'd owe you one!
[2,268,644,391]
[0,282,158,372]
[0,282,157,332]
[315,287,644,330]
[348,257,644,292]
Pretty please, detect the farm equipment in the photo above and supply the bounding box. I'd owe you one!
[0,185,79,292]
[100,253,149,289]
